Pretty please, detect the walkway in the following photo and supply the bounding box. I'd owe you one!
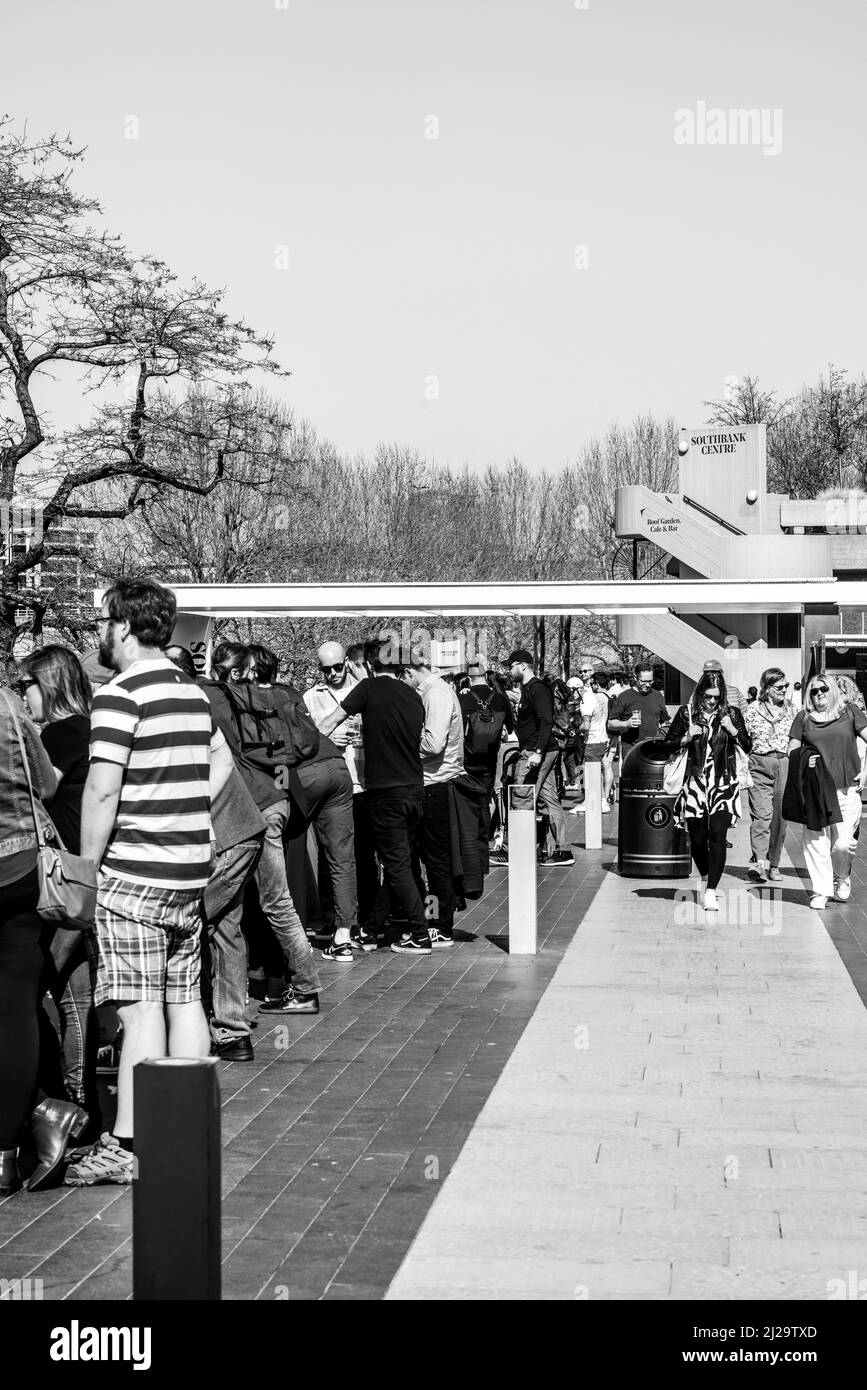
[387,818,867,1299]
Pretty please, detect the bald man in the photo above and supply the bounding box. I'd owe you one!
[304,641,378,947]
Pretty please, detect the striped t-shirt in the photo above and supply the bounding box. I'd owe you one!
[90,658,224,890]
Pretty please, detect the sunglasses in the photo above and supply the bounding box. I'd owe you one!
[320,662,345,674]
[15,678,37,694]
[771,682,789,691]
[702,694,720,702]
[812,685,829,696]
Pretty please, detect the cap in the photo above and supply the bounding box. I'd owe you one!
[702,659,724,673]
[507,649,534,667]
[466,662,486,678]
[566,676,582,688]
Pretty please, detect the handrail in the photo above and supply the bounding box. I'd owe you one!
[681,495,746,535]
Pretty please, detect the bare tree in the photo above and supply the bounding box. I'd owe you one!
[0,118,284,668]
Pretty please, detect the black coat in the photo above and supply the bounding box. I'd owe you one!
[663,703,752,783]
[782,746,843,830]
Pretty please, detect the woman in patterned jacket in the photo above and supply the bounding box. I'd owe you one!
[662,671,752,912]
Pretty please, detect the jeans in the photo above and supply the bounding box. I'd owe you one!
[748,751,789,867]
[686,809,732,890]
[257,802,321,996]
[516,748,568,850]
[365,787,428,940]
[297,758,358,938]
[417,781,458,936]
[802,786,861,899]
[49,937,100,1116]
[202,836,263,1044]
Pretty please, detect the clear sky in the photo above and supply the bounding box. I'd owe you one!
[6,0,866,471]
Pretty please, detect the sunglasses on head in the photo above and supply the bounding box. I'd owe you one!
[320,661,345,674]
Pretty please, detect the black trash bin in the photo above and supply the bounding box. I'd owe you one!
[617,738,691,877]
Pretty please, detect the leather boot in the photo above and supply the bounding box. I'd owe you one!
[0,1148,21,1198]
[28,1098,88,1192]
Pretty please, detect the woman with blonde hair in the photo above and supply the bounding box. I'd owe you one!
[788,673,867,909]
[744,667,797,883]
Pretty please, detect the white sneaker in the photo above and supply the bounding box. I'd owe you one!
[810,894,827,910]
[703,888,719,912]
[834,878,851,901]
[601,803,610,813]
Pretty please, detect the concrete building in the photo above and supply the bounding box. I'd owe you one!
[614,422,867,702]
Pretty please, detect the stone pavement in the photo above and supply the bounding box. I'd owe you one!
[387,815,867,1300]
[4,809,867,1301]
[0,845,605,1301]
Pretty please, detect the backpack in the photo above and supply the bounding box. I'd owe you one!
[217,681,320,773]
[463,691,506,757]
[548,678,573,749]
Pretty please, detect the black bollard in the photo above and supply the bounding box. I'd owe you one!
[132,1058,221,1301]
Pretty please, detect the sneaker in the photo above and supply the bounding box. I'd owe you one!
[320,939,354,964]
[64,1133,134,1187]
[259,989,320,1014]
[810,894,828,910]
[703,889,719,911]
[568,803,586,815]
[748,862,768,883]
[95,1041,121,1075]
[488,849,509,866]
[767,866,783,882]
[834,878,851,902]
[350,927,379,953]
[601,803,610,813]
[545,849,575,867]
[390,933,434,955]
[430,930,455,949]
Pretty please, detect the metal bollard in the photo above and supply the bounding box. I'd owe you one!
[583,761,603,850]
[133,1058,221,1301]
[508,783,537,954]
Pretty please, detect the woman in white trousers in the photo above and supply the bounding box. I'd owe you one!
[788,674,867,910]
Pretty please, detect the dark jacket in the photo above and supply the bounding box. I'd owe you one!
[663,703,752,783]
[515,678,555,757]
[446,773,489,899]
[782,746,843,830]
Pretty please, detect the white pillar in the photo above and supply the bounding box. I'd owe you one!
[583,761,603,850]
[507,783,537,954]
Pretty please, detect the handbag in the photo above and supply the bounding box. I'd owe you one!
[662,747,688,796]
[2,690,98,930]
[734,744,753,791]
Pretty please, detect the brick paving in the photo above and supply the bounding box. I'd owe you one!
[5,807,867,1301]
[387,814,867,1300]
[0,834,605,1301]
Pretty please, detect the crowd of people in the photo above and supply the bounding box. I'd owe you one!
[0,574,864,1197]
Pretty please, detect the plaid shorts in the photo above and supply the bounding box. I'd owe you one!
[94,875,203,1006]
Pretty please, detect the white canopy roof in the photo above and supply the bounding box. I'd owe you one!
[94,577,867,618]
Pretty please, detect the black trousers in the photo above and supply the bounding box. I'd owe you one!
[0,869,45,1148]
[417,782,457,937]
[687,809,732,891]
[365,787,428,940]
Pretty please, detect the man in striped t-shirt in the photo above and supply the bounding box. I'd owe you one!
[68,580,234,1187]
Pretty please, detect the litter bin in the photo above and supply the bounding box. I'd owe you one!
[617,738,691,877]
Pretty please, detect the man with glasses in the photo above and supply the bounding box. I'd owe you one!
[607,664,670,749]
[744,667,796,883]
[315,641,432,953]
[68,580,235,1184]
[304,642,378,952]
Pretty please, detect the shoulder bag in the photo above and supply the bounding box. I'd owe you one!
[2,689,97,930]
